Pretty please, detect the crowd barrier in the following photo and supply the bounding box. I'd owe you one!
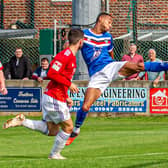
[0,80,167,117]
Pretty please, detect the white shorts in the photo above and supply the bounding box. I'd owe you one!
[88,61,127,93]
[42,94,70,124]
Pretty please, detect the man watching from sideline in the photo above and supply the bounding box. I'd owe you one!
[121,43,144,80]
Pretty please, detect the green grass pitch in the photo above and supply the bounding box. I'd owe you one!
[0,115,168,168]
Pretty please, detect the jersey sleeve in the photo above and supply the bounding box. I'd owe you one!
[108,35,114,52]
[47,53,71,87]
[32,67,40,80]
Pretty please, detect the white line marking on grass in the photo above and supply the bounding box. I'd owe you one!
[97,152,168,159]
[0,152,167,163]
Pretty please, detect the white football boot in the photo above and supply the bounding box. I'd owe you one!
[3,114,25,129]
[48,153,66,160]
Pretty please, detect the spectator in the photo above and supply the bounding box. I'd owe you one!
[121,43,144,80]
[0,61,8,95]
[137,49,165,87]
[32,57,49,83]
[5,47,32,80]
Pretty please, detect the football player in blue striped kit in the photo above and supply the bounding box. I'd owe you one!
[66,12,168,145]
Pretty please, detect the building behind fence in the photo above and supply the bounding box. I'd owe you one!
[0,0,168,79]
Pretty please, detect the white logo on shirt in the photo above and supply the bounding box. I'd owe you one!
[64,49,71,56]
[52,61,62,71]
[91,49,102,62]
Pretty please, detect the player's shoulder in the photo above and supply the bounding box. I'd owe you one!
[83,28,89,33]
[63,48,72,57]
[62,48,73,59]
[61,48,72,55]
[54,48,72,59]
[83,29,93,37]
[103,31,113,38]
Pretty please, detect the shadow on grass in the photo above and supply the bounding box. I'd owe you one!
[123,160,168,168]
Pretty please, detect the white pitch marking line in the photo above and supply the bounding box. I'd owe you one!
[97,152,168,159]
[0,152,167,163]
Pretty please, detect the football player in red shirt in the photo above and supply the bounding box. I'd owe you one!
[3,28,84,160]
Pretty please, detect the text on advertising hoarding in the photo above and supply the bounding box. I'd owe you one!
[0,87,42,112]
[69,87,147,113]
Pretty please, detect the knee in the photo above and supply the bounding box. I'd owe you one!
[82,104,90,112]
[68,125,73,133]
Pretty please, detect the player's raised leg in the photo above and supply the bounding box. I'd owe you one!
[3,113,49,135]
[3,113,25,129]
[118,61,168,77]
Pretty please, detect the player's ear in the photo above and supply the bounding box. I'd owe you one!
[79,39,84,47]
[99,15,104,23]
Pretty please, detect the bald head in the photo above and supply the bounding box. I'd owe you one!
[129,43,137,55]
[148,49,156,61]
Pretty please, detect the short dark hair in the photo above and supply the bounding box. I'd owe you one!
[96,12,112,23]
[15,47,22,50]
[41,57,49,62]
[68,28,84,45]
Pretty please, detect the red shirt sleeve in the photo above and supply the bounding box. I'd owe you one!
[47,52,71,87]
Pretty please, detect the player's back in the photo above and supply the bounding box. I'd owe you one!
[45,48,77,102]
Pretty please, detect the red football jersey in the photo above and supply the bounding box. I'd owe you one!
[44,48,77,102]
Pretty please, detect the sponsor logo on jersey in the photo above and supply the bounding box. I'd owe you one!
[52,61,62,71]
[64,49,71,56]
[90,48,102,62]
[105,40,108,44]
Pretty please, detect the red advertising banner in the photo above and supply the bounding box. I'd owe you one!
[150,88,168,113]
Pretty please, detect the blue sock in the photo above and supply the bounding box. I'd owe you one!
[144,62,168,72]
[75,108,88,128]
